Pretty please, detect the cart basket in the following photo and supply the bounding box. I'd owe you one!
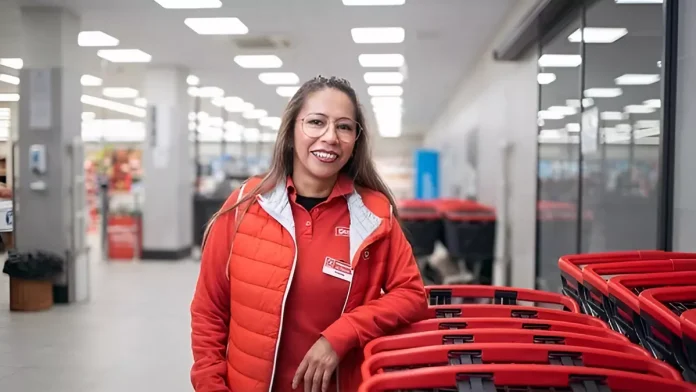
[396,317,626,341]
[358,364,696,392]
[429,304,608,329]
[361,342,680,381]
[427,284,579,312]
[682,309,696,384]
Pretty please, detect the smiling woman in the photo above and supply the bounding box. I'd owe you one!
[190,75,428,392]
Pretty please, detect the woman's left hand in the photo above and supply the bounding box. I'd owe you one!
[292,336,339,392]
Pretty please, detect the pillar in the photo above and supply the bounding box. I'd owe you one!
[141,67,193,260]
[15,6,88,303]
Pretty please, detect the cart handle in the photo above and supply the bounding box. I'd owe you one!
[426,284,579,312]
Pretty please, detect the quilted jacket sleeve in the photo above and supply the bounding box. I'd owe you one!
[322,217,428,358]
[190,190,239,392]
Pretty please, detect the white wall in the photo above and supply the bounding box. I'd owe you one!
[424,0,540,288]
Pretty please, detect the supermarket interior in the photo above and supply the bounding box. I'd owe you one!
[3,0,696,391]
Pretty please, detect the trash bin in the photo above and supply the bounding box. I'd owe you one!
[2,251,64,311]
[398,199,442,257]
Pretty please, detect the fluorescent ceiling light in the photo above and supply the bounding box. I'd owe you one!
[259,72,300,85]
[81,95,147,118]
[375,112,402,138]
[196,86,224,98]
[81,74,103,87]
[566,98,595,108]
[538,110,565,120]
[78,31,119,47]
[359,54,405,67]
[244,128,261,142]
[568,27,628,43]
[584,87,623,98]
[538,54,582,68]
[134,98,148,108]
[371,97,402,107]
[625,104,656,114]
[243,109,267,120]
[82,112,96,121]
[187,75,200,86]
[0,94,20,102]
[0,74,20,85]
[537,73,556,85]
[234,55,282,69]
[635,119,660,129]
[276,86,300,98]
[97,49,152,63]
[223,96,247,112]
[343,0,405,5]
[614,73,660,85]
[644,99,661,108]
[601,111,626,121]
[0,58,23,70]
[566,123,581,133]
[103,87,139,99]
[224,121,243,132]
[548,106,577,116]
[261,133,278,143]
[259,116,281,130]
[153,0,222,8]
[364,72,403,84]
[211,97,226,107]
[351,27,405,44]
[184,17,249,35]
[368,85,403,96]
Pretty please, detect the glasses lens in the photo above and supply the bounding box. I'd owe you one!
[302,113,328,138]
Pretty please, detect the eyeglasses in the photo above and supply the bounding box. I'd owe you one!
[300,113,362,143]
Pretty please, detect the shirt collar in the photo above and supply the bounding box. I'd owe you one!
[286,174,354,202]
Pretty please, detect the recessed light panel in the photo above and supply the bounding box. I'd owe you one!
[351,27,405,44]
[548,106,577,116]
[184,17,249,35]
[259,116,282,130]
[538,110,565,120]
[243,109,268,120]
[259,72,300,85]
[276,86,300,97]
[359,54,405,67]
[537,73,556,85]
[614,73,660,85]
[584,87,623,98]
[0,93,20,102]
[0,74,20,85]
[625,104,656,114]
[568,27,628,43]
[103,87,139,99]
[538,54,582,67]
[81,74,103,87]
[0,58,23,70]
[196,86,225,98]
[97,49,152,63]
[343,0,405,5]
[134,98,148,108]
[187,75,200,86]
[371,97,402,107]
[78,31,119,47]
[364,72,404,84]
[601,111,627,121]
[644,99,661,108]
[81,95,147,118]
[368,86,403,97]
[234,55,283,69]
[153,0,222,8]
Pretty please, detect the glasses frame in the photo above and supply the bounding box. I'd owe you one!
[299,113,363,143]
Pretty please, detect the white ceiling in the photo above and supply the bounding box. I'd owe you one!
[1,0,517,136]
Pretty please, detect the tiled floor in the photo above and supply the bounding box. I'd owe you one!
[0,248,201,391]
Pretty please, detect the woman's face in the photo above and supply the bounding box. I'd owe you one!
[293,88,359,181]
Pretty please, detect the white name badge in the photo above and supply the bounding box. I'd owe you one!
[322,257,353,283]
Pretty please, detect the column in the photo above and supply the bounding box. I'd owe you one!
[141,67,193,260]
[15,6,88,303]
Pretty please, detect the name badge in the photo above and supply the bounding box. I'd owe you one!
[322,257,353,283]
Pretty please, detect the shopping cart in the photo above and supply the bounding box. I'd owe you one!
[608,271,696,347]
[361,343,680,380]
[357,364,696,392]
[429,304,608,328]
[396,317,625,340]
[435,199,496,285]
[398,199,442,258]
[682,309,696,382]
[426,284,579,311]
[558,251,695,314]
[363,329,648,360]
[582,258,696,327]
[639,285,696,380]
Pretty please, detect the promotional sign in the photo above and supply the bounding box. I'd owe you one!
[414,149,440,200]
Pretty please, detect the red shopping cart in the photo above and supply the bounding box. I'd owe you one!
[426,284,579,311]
[363,329,648,360]
[582,258,696,328]
[358,364,696,392]
[608,271,696,347]
[558,250,682,314]
[639,285,696,380]
[682,309,696,382]
[429,304,608,328]
[396,317,625,340]
[361,343,680,381]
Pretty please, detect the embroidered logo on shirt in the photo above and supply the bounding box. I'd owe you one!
[363,248,370,260]
[335,227,350,237]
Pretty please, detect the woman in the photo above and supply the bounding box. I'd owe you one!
[190,76,428,392]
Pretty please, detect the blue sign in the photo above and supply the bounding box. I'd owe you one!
[414,149,440,200]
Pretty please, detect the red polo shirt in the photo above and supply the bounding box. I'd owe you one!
[272,175,354,392]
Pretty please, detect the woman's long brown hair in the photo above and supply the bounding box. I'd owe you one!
[201,75,398,248]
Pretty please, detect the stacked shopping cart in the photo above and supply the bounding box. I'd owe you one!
[358,253,696,391]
